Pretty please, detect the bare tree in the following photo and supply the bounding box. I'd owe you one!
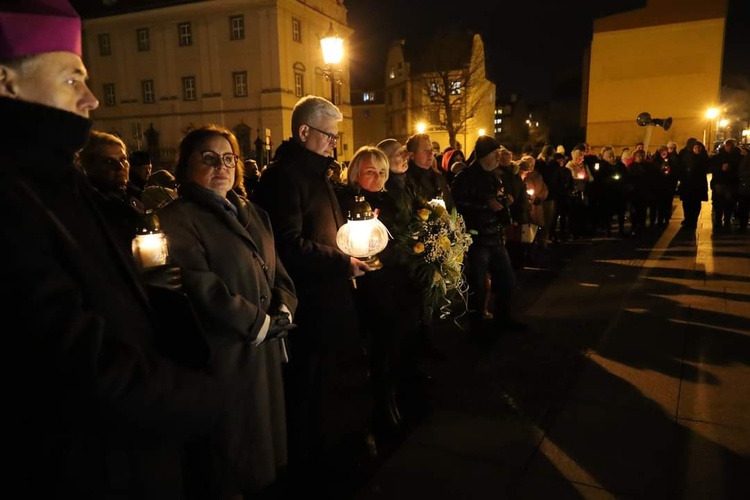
[413,31,494,149]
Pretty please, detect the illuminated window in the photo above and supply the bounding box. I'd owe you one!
[389,66,395,79]
[363,92,374,102]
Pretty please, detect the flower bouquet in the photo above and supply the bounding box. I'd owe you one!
[396,201,473,319]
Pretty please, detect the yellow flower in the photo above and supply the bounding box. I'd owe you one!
[438,235,451,252]
[433,270,442,284]
[413,242,425,254]
[417,208,431,221]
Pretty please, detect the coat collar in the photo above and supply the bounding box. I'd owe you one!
[0,97,91,160]
[271,139,334,178]
[177,182,260,253]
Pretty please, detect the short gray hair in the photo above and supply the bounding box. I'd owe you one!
[291,95,342,136]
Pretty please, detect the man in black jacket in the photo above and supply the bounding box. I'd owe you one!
[251,95,373,488]
[453,136,525,341]
[710,138,742,232]
[0,1,226,497]
[405,132,455,211]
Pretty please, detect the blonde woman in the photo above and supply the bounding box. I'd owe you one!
[338,145,424,444]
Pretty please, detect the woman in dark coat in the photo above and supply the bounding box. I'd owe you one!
[158,125,298,498]
[336,146,423,442]
[676,138,710,229]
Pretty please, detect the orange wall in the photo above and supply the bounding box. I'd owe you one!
[586,0,727,151]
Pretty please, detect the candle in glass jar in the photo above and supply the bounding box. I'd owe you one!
[132,233,169,270]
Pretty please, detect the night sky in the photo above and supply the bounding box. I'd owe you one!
[345,0,749,100]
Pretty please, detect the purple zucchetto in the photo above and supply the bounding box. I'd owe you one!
[0,0,82,59]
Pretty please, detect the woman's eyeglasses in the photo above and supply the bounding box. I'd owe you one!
[201,150,239,169]
[307,125,340,144]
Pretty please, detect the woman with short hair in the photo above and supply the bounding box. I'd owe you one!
[158,124,298,498]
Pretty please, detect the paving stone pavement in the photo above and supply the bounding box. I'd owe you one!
[350,200,750,499]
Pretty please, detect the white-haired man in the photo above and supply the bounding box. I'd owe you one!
[252,95,373,488]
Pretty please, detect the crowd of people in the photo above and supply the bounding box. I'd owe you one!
[4,1,749,499]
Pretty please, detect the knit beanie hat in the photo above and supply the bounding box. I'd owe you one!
[474,135,501,160]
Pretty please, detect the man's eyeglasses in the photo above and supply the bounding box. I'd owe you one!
[201,150,239,169]
[100,157,129,169]
[307,125,339,144]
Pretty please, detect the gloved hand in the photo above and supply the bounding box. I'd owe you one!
[266,312,297,341]
[141,264,182,291]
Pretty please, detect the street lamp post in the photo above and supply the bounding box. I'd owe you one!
[320,22,343,159]
[706,107,720,150]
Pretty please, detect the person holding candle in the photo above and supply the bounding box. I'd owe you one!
[77,130,145,246]
[337,145,425,445]
[627,149,653,236]
[157,124,298,499]
[0,1,228,496]
[454,136,525,341]
[565,149,594,239]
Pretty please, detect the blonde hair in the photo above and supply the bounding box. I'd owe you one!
[347,146,390,189]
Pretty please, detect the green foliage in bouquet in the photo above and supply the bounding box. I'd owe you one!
[395,201,473,317]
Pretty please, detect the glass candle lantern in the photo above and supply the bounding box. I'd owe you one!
[132,210,169,272]
[336,195,389,270]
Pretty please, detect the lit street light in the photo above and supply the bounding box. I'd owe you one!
[320,22,343,158]
[705,107,720,147]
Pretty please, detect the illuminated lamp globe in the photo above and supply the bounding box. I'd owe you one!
[336,195,389,270]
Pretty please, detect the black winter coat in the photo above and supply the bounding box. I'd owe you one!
[452,162,510,246]
[158,183,297,494]
[677,151,710,202]
[251,139,358,351]
[405,160,455,211]
[0,97,225,499]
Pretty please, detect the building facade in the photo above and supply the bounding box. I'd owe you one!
[585,0,728,152]
[352,34,496,155]
[80,0,353,167]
